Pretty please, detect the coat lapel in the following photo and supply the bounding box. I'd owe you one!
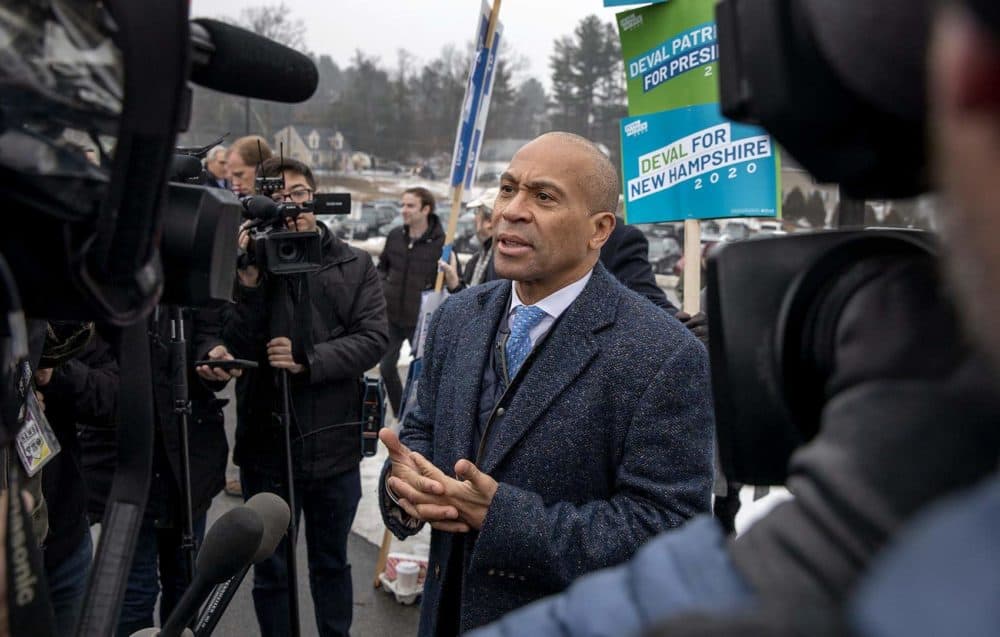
[479,266,619,474]
[443,282,510,465]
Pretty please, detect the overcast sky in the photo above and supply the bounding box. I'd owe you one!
[189,0,627,88]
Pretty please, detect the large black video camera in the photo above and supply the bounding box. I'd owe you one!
[708,0,938,484]
[239,191,350,276]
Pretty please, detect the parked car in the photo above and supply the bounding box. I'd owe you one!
[757,220,787,236]
[721,221,751,242]
[452,211,477,253]
[379,216,403,237]
[647,237,682,274]
[338,206,381,241]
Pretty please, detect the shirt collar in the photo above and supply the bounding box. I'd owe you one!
[509,269,593,320]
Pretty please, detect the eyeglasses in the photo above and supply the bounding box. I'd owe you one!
[272,187,314,204]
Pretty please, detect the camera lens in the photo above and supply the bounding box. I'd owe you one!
[277,241,301,262]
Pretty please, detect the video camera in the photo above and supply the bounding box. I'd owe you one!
[709,0,938,484]
[239,175,350,276]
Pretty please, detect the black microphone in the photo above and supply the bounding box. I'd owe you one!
[170,154,204,183]
[189,19,318,103]
[159,506,264,637]
[193,493,291,636]
[242,195,283,221]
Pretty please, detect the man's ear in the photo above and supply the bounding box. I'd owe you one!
[938,7,1000,112]
[589,212,616,250]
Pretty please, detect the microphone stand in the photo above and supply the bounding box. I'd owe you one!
[169,306,198,583]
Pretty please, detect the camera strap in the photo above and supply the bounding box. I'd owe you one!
[76,321,155,636]
[5,460,56,637]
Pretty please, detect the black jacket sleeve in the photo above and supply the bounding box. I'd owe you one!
[42,335,119,429]
[221,282,270,361]
[307,256,389,383]
[600,223,678,314]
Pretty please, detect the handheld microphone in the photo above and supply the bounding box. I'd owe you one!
[193,493,291,636]
[189,19,318,103]
[159,506,264,637]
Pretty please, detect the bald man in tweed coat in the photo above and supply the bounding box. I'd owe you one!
[378,133,714,636]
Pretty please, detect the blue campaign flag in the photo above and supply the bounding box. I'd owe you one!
[449,1,502,190]
[463,26,502,191]
[621,104,781,223]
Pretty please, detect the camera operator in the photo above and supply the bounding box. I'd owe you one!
[74,309,236,636]
[226,135,273,197]
[222,157,388,637]
[35,326,117,635]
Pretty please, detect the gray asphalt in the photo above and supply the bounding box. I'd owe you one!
[206,491,421,636]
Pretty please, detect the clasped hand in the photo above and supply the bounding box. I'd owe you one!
[380,429,497,533]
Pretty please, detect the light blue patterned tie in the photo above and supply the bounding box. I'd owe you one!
[505,305,548,379]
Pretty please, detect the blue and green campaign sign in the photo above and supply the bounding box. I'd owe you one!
[604,0,667,6]
[617,0,717,116]
[621,104,781,223]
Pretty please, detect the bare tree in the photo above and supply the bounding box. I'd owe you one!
[236,2,308,52]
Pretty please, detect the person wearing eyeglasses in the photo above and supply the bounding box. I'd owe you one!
[220,157,389,637]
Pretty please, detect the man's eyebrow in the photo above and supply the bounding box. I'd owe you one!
[500,172,565,196]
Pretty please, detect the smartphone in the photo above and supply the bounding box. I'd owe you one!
[192,358,259,370]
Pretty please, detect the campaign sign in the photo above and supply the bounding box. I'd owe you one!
[617,0,717,116]
[621,104,780,223]
[604,0,667,6]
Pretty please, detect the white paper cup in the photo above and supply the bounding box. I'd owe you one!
[396,560,420,591]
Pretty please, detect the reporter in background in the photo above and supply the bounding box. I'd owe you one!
[222,157,388,637]
[440,188,499,293]
[77,310,236,637]
[36,328,118,636]
[377,186,445,418]
[203,145,229,190]
[226,135,273,197]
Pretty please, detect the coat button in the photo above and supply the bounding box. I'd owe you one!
[488,569,495,576]
[496,407,506,417]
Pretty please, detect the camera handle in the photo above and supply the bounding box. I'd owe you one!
[168,306,198,585]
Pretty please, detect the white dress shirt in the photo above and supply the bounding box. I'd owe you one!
[507,269,593,348]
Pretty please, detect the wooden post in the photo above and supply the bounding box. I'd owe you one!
[683,218,701,313]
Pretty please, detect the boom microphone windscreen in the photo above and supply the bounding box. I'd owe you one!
[189,19,318,103]
[159,507,264,637]
[246,492,291,563]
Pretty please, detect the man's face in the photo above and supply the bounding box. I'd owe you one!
[401,193,430,227]
[274,170,316,232]
[492,136,612,290]
[206,150,227,180]
[932,6,1000,364]
[227,151,252,196]
[474,208,494,243]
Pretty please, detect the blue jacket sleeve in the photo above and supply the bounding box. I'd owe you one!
[467,516,755,637]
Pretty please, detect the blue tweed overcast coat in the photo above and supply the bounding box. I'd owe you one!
[379,263,715,636]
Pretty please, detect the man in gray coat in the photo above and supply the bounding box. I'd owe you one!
[378,132,715,636]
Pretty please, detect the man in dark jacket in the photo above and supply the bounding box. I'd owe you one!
[72,309,233,636]
[379,132,714,636]
[377,186,445,416]
[36,328,117,635]
[223,157,388,637]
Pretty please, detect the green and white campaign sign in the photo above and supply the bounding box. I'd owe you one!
[617,0,718,116]
[621,105,781,223]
